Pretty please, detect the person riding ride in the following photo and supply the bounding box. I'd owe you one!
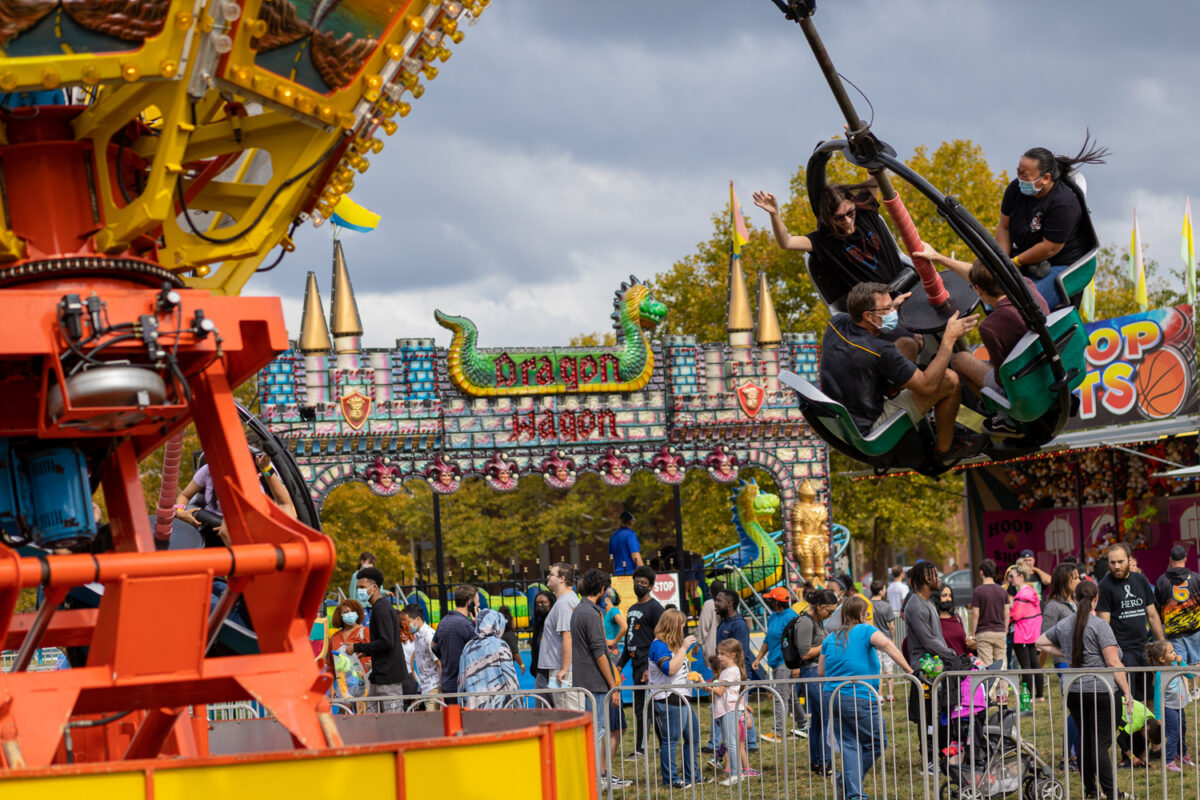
[819,282,984,466]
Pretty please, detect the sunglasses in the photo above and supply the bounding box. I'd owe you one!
[831,208,857,222]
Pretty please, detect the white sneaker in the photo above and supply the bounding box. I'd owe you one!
[719,775,743,787]
[602,774,632,788]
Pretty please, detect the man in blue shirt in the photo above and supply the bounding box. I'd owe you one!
[751,587,799,742]
[714,587,759,750]
[608,511,643,576]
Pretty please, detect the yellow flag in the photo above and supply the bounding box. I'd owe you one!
[1131,209,1148,311]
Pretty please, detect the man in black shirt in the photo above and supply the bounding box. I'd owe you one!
[820,282,981,464]
[350,567,416,711]
[617,565,663,759]
[1097,544,1165,702]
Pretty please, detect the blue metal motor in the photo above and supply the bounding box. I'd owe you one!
[0,440,96,549]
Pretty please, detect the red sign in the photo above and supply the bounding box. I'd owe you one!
[737,381,765,418]
[652,571,681,608]
[339,390,371,430]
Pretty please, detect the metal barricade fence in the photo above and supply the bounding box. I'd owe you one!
[599,672,930,800]
[928,663,1200,800]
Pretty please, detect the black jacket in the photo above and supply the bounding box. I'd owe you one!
[354,596,417,692]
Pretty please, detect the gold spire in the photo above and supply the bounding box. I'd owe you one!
[330,239,364,342]
[299,271,332,353]
[726,259,753,334]
[756,270,781,349]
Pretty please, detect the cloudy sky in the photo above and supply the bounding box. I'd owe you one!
[248,0,1200,348]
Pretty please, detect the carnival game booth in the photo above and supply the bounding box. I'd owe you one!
[964,304,1200,574]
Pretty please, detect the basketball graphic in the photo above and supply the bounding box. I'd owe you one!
[1135,345,1189,419]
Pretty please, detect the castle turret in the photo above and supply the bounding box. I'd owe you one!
[726,259,753,389]
[726,259,753,349]
[299,271,332,405]
[330,239,364,371]
[756,271,781,392]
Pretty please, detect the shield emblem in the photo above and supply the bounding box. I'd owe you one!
[737,381,765,418]
[339,390,371,430]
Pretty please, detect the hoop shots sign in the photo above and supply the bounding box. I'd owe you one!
[1067,305,1197,430]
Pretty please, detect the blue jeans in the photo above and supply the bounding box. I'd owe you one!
[1165,706,1188,764]
[1031,264,1069,310]
[1171,630,1200,666]
[654,700,700,784]
[803,664,831,768]
[720,711,744,776]
[827,691,886,800]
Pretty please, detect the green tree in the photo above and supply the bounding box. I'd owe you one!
[1090,244,1183,321]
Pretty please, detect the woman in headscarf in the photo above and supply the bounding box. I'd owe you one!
[458,607,520,709]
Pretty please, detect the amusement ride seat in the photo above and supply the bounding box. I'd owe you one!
[980,307,1088,423]
[1052,173,1100,310]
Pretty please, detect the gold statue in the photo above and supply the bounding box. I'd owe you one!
[791,480,828,587]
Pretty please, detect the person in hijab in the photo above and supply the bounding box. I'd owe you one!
[458,607,520,709]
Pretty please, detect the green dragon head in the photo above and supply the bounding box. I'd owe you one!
[733,479,780,525]
[613,277,668,336]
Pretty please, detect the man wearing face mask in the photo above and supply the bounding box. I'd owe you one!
[400,604,440,696]
[819,281,983,465]
[432,584,479,705]
[618,565,664,758]
[348,567,416,712]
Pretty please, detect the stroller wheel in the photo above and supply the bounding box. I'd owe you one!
[1035,780,1064,800]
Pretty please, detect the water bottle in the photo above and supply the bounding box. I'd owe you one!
[1019,683,1032,712]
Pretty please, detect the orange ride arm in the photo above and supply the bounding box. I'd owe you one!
[881,194,950,306]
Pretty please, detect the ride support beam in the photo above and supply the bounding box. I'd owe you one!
[796,15,950,307]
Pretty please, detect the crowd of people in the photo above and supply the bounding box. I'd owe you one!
[324,533,1200,798]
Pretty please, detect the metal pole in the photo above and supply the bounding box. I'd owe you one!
[1074,459,1086,560]
[672,483,685,563]
[433,492,448,620]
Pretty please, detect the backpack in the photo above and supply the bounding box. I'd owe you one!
[781,615,804,670]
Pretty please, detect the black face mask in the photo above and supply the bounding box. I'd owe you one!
[534,607,550,622]
[634,583,650,599]
[936,599,955,614]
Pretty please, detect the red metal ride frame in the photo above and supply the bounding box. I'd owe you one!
[0,111,338,770]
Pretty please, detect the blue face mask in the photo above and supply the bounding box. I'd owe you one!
[342,611,358,626]
[409,621,419,633]
[356,587,371,605]
[877,309,899,333]
[1018,178,1041,196]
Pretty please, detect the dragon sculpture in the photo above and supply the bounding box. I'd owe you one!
[435,276,667,396]
[727,478,784,599]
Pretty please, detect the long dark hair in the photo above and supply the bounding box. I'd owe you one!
[1070,581,1099,669]
[908,561,939,593]
[1048,562,1078,604]
[817,179,878,233]
[1023,131,1109,182]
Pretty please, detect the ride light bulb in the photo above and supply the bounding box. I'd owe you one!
[444,1,463,18]
[220,1,241,21]
[408,15,425,32]
[212,33,233,54]
[41,69,61,89]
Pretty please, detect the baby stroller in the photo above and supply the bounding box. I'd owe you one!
[938,663,1062,800]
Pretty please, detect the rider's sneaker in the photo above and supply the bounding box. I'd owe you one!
[983,414,1021,439]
